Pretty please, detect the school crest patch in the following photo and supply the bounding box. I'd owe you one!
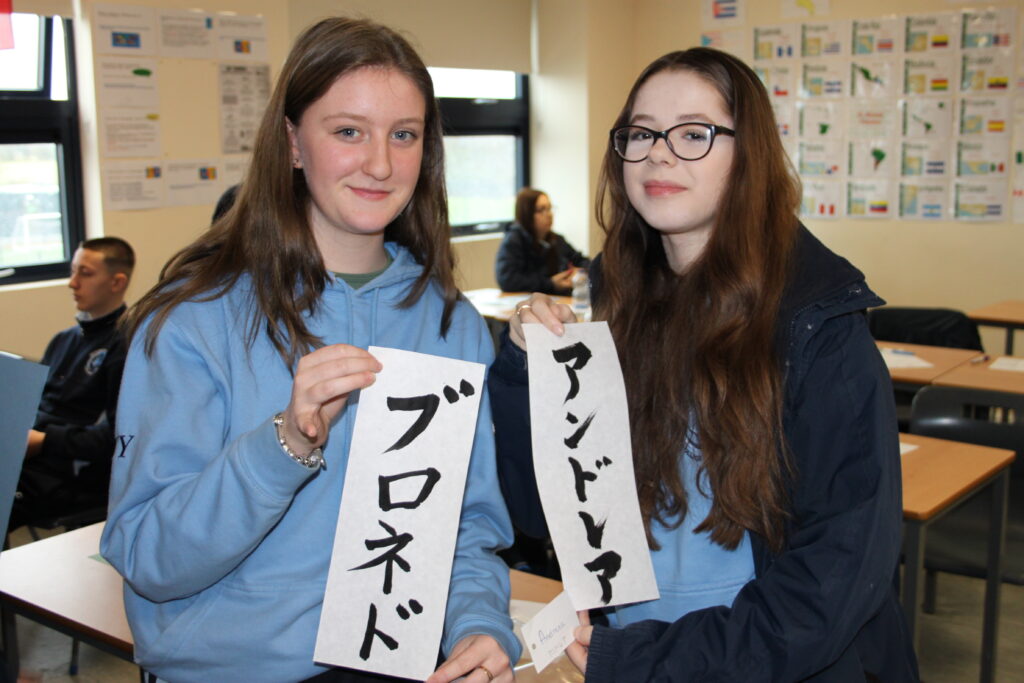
[85,348,108,375]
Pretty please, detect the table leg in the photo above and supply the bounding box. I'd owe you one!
[980,470,1008,683]
[1004,329,1013,356]
[1,605,18,681]
[901,520,925,653]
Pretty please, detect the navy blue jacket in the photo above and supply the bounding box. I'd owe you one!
[35,304,126,482]
[488,226,918,681]
[495,223,589,295]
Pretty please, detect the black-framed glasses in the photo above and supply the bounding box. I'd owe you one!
[610,122,736,162]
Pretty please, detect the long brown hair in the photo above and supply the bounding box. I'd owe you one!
[514,187,559,272]
[595,48,801,552]
[127,17,457,366]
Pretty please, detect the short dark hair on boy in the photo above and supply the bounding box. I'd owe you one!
[81,237,135,279]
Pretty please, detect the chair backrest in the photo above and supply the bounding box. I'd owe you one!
[910,386,1024,475]
[868,307,983,351]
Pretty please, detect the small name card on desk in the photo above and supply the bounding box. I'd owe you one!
[990,357,1024,373]
[521,591,578,673]
[880,348,934,369]
[899,442,919,456]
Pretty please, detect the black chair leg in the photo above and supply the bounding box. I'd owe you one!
[68,636,80,675]
[923,569,938,614]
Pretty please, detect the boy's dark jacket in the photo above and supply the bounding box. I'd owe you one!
[488,225,919,681]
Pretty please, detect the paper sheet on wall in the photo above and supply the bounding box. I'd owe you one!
[0,354,47,536]
[164,159,223,207]
[315,347,484,680]
[158,8,214,59]
[701,0,743,29]
[92,3,157,57]
[215,13,268,61]
[524,322,657,611]
[102,160,164,211]
[219,64,271,154]
[899,181,949,220]
[954,180,1008,221]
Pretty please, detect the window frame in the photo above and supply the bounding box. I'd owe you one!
[0,15,85,286]
[438,73,529,237]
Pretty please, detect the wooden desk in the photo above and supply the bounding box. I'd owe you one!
[464,288,572,323]
[899,434,1015,683]
[0,523,565,678]
[0,523,131,666]
[933,355,1024,395]
[876,341,982,386]
[969,300,1024,355]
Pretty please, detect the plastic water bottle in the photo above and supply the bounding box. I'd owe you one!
[571,268,590,321]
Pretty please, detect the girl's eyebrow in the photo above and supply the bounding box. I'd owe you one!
[322,112,425,126]
[629,112,715,125]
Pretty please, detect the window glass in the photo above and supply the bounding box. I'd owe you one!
[444,135,517,229]
[0,14,42,91]
[51,18,68,100]
[0,143,64,270]
[428,67,517,100]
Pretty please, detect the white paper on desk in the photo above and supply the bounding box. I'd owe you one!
[521,592,578,673]
[899,442,919,456]
[989,357,1024,372]
[314,347,485,680]
[0,354,48,535]
[524,323,658,611]
[879,348,934,369]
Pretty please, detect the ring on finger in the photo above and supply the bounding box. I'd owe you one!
[476,665,494,682]
[516,304,532,317]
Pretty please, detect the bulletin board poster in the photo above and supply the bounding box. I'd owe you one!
[901,98,953,138]
[961,8,1015,50]
[158,8,215,59]
[904,13,958,54]
[92,3,157,57]
[801,179,842,219]
[899,181,948,220]
[847,180,891,218]
[755,25,798,60]
[901,140,949,178]
[954,181,1008,221]
[852,17,900,56]
[801,21,849,58]
[747,7,1020,223]
[798,100,844,138]
[702,0,744,29]
[219,64,271,154]
[851,58,897,98]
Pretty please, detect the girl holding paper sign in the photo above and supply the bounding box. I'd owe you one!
[101,17,516,683]
[489,48,918,682]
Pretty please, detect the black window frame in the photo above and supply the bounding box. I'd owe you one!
[0,15,85,286]
[438,73,529,237]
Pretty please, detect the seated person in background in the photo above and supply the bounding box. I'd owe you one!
[495,187,589,295]
[9,237,135,531]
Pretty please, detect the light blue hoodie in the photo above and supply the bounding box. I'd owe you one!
[100,243,520,682]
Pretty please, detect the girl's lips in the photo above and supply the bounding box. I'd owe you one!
[351,187,391,200]
[643,181,686,197]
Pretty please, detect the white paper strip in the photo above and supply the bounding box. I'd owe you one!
[521,592,578,673]
[314,347,485,680]
[524,322,658,611]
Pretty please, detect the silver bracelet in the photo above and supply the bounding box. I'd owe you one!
[272,412,324,470]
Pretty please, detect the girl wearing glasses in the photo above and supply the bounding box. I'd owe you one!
[495,188,589,295]
[489,48,917,681]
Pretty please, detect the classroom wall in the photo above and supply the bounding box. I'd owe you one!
[4,0,1020,357]
[632,0,1023,352]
